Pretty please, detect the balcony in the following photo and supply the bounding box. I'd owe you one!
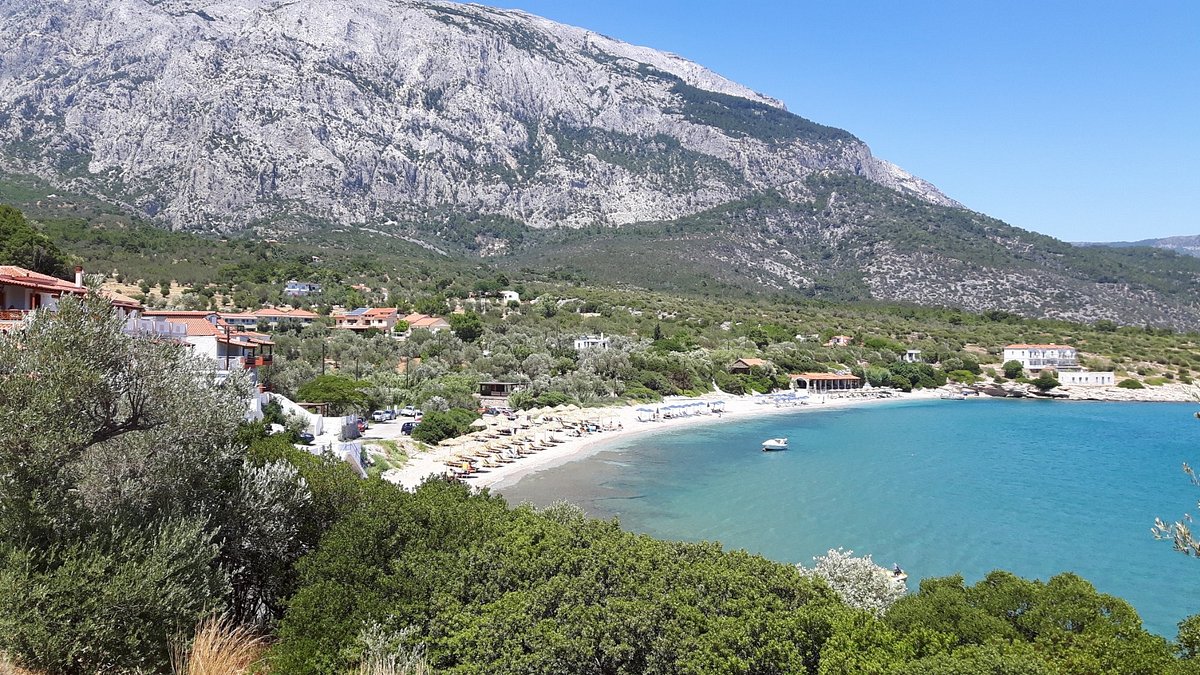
[124,317,188,340]
[0,309,32,322]
[243,355,273,368]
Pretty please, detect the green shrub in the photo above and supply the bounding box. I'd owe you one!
[411,408,478,444]
[0,520,226,674]
[1002,360,1025,379]
[1117,379,1145,389]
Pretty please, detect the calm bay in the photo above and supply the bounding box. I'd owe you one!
[496,398,1200,636]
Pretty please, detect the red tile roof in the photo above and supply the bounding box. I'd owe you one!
[0,266,85,295]
[363,307,398,319]
[734,358,768,367]
[102,290,143,308]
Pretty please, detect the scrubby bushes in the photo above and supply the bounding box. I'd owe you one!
[410,408,479,444]
[1118,378,1146,389]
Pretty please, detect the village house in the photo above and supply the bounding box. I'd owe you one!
[142,310,274,385]
[253,307,319,329]
[219,311,259,330]
[1002,344,1078,373]
[0,265,186,340]
[901,349,922,363]
[573,334,610,351]
[334,307,401,332]
[403,312,451,333]
[0,265,86,331]
[283,280,321,297]
[826,335,853,347]
[729,357,770,375]
[1058,371,1117,386]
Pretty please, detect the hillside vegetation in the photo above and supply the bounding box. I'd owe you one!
[1,298,1197,673]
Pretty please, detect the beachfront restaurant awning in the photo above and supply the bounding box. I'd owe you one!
[793,372,862,392]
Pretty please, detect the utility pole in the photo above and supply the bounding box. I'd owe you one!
[321,341,326,376]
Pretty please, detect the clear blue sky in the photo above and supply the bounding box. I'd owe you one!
[486,1,1199,242]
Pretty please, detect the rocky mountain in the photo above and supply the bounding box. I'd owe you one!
[0,0,955,231]
[1080,235,1200,258]
[4,0,1200,329]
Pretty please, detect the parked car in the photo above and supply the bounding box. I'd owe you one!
[400,405,422,417]
[400,421,416,435]
[370,410,387,423]
[383,409,397,420]
[356,418,368,433]
[297,432,315,444]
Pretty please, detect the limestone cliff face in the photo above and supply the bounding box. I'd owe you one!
[0,0,959,231]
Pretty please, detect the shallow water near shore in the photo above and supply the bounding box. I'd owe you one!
[496,398,1200,636]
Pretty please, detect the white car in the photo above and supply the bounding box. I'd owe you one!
[400,406,422,417]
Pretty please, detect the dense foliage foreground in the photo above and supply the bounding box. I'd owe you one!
[2,298,1199,674]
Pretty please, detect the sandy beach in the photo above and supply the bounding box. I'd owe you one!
[386,387,944,492]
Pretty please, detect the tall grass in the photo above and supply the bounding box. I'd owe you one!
[171,616,265,675]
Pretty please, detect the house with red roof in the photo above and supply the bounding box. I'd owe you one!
[1002,344,1078,373]
[142,310,274,383]
[401,312,451,334]
[253,307,319,329]
[0,265,86,329]
[334,307,400,332]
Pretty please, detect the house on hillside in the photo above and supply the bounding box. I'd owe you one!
[402,312,451,333]
[220,312,259,330]
[254,307,319,329]
[142,310,274,384]
[1002,344,1077,373]
[334,307,400,332]
[0,265,181,339]
[0,265,86,330]
[284,280,321,297]
[730,358,770,375]
[826,335,853,347]
[500,290,520,304]
[574,334,610,351]
[901,349,922,363]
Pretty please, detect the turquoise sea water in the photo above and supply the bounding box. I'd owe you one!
[496,398,1200,636]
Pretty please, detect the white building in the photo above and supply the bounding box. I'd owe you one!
[901,349,922,363]
[284,280,322,297]
[1058,371,1116,386]
[574,334,610,351]
[1002,344,1078,373]
[499,290,520,304]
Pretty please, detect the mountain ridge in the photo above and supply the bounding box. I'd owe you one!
[1079,235,1200,258]
[0,0,957,231]
[5,0,1200,329]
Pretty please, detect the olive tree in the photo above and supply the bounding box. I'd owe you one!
[0,294,314,670]
[1154,462,1200,557]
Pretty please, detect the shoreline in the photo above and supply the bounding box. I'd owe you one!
[384,382,1200,493]
[387,388,943,492]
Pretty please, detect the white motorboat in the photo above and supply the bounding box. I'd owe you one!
[761,437,788,451]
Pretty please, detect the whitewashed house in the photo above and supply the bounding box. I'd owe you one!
[1058,371,1116,386]
[574,334,610,351]
[1002,344,1078,373]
